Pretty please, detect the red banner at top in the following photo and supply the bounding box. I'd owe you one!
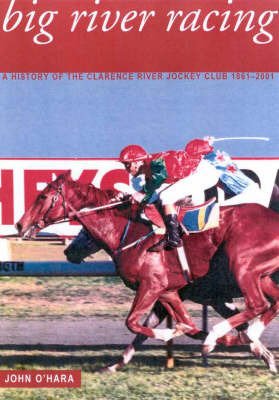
[1,0,279,72]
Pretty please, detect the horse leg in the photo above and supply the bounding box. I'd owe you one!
[210,301,250,347]
[158,291,201,336]
[248,310,278,375]
[105,300,243,372]
[218,301,260,347]
[104,299,193,373]
[247,275,279,341]
[202,303,278,374]
[103,289,209,374]
[125,279,190,341]
[203,274,278,372]
[212,301,249,332]
[211,301,263,349]
[103,296,267,373]
[245,276,279,373]
[202,308,257,356]
[203,270,266,351]
[102,302,167,373]
[239,271,271,315]
[202,271,268,352]
[125,279,165,338]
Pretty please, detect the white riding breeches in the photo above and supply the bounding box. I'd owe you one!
[115,159,266,207]
[159,159,219,206]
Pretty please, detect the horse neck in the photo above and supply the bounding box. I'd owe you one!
[220,206,236,237]
[67,181,127,255]
[67,181,110,210]
[87,211,129,255]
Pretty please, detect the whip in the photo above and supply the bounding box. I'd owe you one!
[208,136,270,143]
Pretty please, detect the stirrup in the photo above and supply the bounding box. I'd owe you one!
[148,238,167,252]
[166,236,182,248]
[148,236,182,252]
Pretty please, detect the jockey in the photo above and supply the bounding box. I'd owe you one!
[154,138,265,215]
[119,144,206,248]
[185,138,265,206]
[118,140,265,249]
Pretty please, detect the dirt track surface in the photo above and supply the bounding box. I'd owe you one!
[1,316,278,348]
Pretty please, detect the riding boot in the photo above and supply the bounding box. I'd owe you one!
[148,214,182,252]
[165,214,182,247]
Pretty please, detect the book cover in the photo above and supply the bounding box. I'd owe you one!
[0,1,278,398]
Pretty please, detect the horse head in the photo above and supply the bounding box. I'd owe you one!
[16,170,74,238]
[16,170,124,241]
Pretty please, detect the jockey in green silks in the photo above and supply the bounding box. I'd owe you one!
[118,139,265,249]
[118,143,208,248]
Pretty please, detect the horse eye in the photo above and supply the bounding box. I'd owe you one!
[39,194,47,200]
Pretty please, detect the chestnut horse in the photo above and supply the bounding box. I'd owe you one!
[103,247,279,373]
[65,230,278,372]
[16,172,279,360]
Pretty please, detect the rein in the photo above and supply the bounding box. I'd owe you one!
[38,185,156,255]
[70,200,130,218]
[65,197,156,256]
[39,201,129,226]
[44,185,130,226]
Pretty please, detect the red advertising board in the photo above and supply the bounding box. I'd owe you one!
[0,157,278,235]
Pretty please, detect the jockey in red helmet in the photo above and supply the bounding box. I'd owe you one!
[119,144,148,163]
[119,144,200,248]
[185,138,214,158]
[185,138,265,206]
[119,139,265,250]
[119,145,149,179]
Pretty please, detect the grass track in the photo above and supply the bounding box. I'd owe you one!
[0,276,236,318]
[0,276,278,399]
[0,347,278,399]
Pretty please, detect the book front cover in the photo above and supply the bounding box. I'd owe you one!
[0,1,278,398]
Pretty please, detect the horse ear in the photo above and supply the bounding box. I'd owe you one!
[64,170,72,180]
[56,170,72,184]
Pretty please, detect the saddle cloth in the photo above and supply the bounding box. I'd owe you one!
[144,198,219,233]
[180,197,219,233]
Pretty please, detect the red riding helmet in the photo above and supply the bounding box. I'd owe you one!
[185,139,214,158]
[119,145,148,163]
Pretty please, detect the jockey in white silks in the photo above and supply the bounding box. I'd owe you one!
[117,139,265,248]
[161,138,266,207]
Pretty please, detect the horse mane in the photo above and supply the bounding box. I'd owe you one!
[66,177,117,208]
[52,171,128,214]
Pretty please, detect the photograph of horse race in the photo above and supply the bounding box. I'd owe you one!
[1,74,279,398]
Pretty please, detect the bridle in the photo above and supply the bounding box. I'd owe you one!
[38,184,69,228]
[36,184,155,255]
[42,185,68,223]
[38,183,130,227]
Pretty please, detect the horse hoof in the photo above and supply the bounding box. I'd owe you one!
[269,364,278,374]
[202,344,215,356]
[262,353,278,374]
[98,363,122,374]
[250,342,278,374]
[98,367,114,374]
[186,330,208,341]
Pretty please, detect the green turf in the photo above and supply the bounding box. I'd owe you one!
[0,347,278,400]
